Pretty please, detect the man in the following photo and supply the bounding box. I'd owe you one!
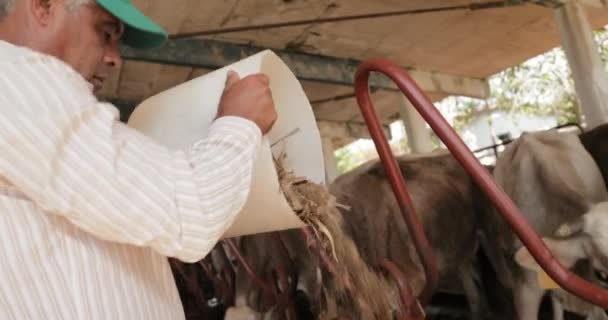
[0,0,277,318]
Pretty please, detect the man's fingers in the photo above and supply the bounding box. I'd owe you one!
[243,74,270,86]
[225,70,240,89]
[256,74,270,86]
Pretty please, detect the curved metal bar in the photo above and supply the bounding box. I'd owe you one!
[354,58,608,308]
[224,239,275,301]
[199,254,235,306]
[214,244,237,305]
[219,266,236,306]
[354,64,438,305]
[299,227,353,291]
[271,265,297,319]
[274,233,300,319]
[198,260,227,302]
[380,259,425,320]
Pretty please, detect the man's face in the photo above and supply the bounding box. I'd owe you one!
[43,1,123,93]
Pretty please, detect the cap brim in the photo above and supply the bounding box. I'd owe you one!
[96,0,168,50]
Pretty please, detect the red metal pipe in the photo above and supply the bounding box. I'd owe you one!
[380,259,425,320]
[199,260,229,303]
[353,67,438,305]
[300,227,353,291]
[271,265,298,319]
[354,58,608,308]
[224,239,276,306]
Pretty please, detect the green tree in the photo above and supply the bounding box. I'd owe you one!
[335,147,356,173]
[438,46,581,132]
[335,29,608,173]
[440,30,608,131]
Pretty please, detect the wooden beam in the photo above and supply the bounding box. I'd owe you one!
[557,0,608,8]
[107,99,390,145]
[120,38,490,99]
[116,0,200,100]
[317,120,391,142]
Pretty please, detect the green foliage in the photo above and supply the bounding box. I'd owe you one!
[442,30,608,131]
[335,147,357,174]
[440,45,584,132]
[334,137,410,174]
[335,29,608,173]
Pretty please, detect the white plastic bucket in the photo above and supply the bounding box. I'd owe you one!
[127,50,325,238]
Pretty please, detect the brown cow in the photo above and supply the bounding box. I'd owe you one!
[481,130,608,320]
[228,229,324,320]
[227,151,489,319]
[228,206,400,320]
[329,150,487,320]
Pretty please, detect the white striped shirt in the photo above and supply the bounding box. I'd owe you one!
[0,40,262,319]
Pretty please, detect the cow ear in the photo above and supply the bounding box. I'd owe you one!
[514,237,587,271]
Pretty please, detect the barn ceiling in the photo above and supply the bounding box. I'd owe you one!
[99,0,608,147]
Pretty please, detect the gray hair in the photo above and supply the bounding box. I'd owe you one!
[0,0,95,18]
[0,0,15,17]
[66,0,95,10]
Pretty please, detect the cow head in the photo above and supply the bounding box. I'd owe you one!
[514,201,608,285]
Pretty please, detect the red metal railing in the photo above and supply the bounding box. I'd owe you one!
[354,63,439,310]
[354,58,608,311]
[380,259,425,319]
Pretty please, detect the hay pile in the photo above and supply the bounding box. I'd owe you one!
[275,157,400,319]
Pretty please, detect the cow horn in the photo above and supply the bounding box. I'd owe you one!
[554,219,584,238]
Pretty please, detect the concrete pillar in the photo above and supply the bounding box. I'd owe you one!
[555,1,608,128]
[398,94,435,153]
[321,137,339,183]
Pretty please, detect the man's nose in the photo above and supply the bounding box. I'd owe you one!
[104,42,123,68]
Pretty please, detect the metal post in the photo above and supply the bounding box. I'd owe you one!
[555,1,608,128]
[321,137,339,183]
[399,95,435,153]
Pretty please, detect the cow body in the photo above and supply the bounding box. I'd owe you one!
[482,130,608,320]
[329,151,487,319]
[229,151,488,319]
[229,229,322,320]
[580,123,608,190]
[230,203,399,319]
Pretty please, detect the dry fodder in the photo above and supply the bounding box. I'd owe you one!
[276,157,399,319]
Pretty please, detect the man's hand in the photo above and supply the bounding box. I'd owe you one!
[217,70,278,134]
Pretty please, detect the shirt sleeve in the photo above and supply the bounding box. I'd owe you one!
[0,53,262,262]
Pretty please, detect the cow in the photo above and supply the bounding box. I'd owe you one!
[329,150,488,320]
[580,123,608,190]
[480,130,608,320]
[228,229,324,320]
[223,150,491,319]
[227,205,401,320]
[170,124,608,320]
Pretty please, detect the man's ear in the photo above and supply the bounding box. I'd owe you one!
[514,237,587,272]
[30,0,61,26]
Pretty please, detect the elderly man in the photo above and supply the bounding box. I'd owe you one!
[0,0,277,318]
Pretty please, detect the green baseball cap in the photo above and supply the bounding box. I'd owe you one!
[95,0,168,50]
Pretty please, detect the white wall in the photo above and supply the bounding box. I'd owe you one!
[461,111,558,151]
